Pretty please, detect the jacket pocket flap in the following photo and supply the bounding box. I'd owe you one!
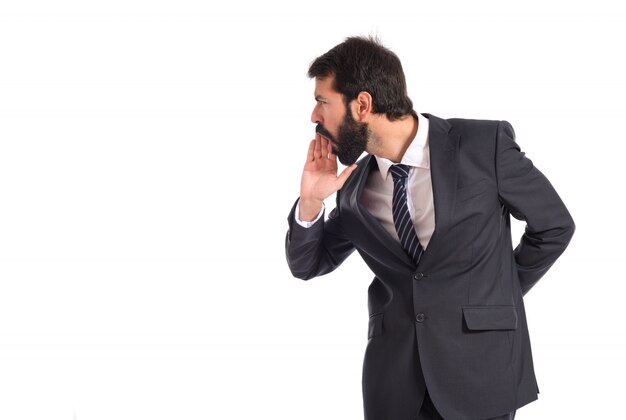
[462,305,518,331]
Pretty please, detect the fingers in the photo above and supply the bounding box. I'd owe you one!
[313,133,322,160]
[319,134,330,159]
[336,163,358,188]
[326,140,333,159]
[307,138,316,162]
[317,134,335,160]
[326,141,337,169]
[309,133,333,163]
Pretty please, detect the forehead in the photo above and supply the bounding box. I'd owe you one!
[314,76,340,98]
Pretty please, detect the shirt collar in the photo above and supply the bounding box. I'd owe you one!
[375,111,430,181]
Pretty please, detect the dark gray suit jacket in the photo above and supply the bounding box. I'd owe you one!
[284,113,575,420]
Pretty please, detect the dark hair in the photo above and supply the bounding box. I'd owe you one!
[307,35,413,121]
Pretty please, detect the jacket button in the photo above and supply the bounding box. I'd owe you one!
[413,272,424,281]
[415,313,425,322]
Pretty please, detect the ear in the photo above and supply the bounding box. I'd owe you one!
[352,91,373,122]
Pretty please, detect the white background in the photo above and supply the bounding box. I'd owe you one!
[1,0,624,418]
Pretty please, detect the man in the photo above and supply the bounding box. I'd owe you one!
[284,36,575,420]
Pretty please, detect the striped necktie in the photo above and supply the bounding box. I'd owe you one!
[390,164,424,265]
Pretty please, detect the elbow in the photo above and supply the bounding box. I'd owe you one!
[566,213,576,242]
[285,250,319,281]
[292,272,315,281]
[558,213,576,251]
[288,266,318,281]
[568,219,576,239]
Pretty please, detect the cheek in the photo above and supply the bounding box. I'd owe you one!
[329,116,343,134]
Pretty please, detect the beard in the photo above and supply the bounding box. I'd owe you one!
[315,107,370,166]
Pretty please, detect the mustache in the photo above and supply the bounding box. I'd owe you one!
[315,124,335,142]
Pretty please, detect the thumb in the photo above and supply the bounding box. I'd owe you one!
[336,163,358,188]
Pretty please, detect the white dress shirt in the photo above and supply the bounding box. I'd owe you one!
[295,112,435,250]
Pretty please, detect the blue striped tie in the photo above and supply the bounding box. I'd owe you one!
[390,164,423,265]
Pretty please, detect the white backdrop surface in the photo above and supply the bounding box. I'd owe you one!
[0,1,624,418]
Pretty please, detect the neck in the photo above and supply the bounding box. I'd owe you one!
[367,112,418,163]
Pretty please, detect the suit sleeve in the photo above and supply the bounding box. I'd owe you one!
[285,192,356,280]
[495,120,576,296]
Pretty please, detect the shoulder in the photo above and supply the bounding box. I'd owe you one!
[447,116,503,134]
[446,116,516,145]
[422,112,506,136]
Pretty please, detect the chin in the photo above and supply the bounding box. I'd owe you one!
[338,156,357,166]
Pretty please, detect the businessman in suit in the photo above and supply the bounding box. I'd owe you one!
[284,36,575,420]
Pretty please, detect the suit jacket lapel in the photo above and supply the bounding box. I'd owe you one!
[352,155,415,269]
[418,113,460,266]
[341,112,460,269]
[340,155,415,269]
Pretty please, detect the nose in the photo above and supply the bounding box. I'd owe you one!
[311,106,322,125]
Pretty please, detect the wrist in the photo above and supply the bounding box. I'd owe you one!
[298,197,323,222]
